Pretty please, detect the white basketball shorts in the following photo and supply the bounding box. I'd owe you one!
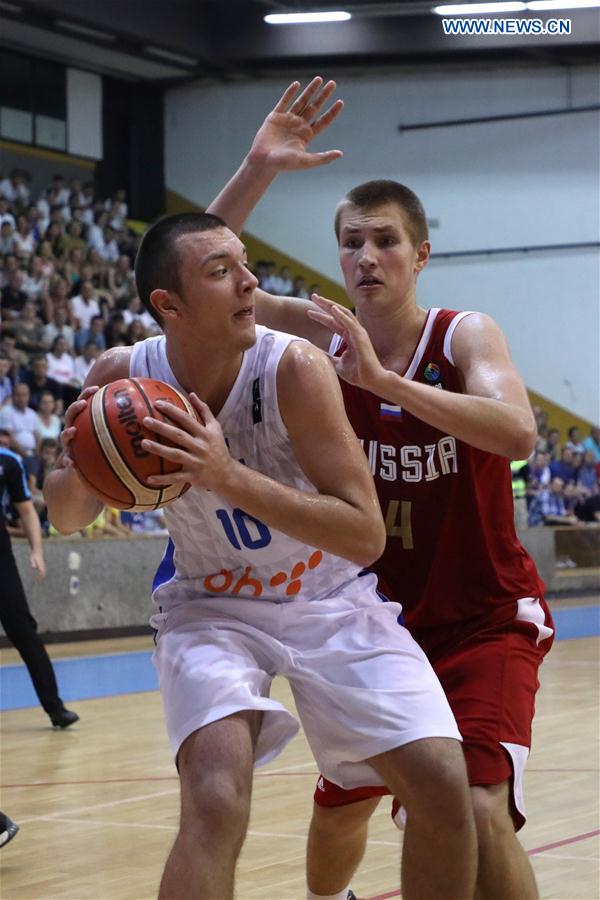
[150,576,461,790]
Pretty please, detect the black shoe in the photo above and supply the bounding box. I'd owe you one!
[50,708,80,729]
[0,813,19,848]
[346,892,357,900]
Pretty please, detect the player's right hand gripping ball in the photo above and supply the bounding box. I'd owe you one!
[70,377,196,510]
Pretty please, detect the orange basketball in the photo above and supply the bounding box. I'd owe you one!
[70,378,197,511]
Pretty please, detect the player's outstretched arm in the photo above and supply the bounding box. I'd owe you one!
[44,348,131,534]
[142,344,385,567]
[208,77,343,236]
[309,296,537,460]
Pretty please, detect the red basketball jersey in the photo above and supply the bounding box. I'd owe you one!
[334,307,546,652]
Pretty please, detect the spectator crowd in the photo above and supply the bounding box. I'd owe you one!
[1,166,599,540]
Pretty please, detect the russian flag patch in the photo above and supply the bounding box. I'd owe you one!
[380,402,402,421]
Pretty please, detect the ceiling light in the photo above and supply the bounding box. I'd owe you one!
[433,2,526,12]
[55,19,116,40]
[264,11,352,24]
[527,0,600,8]
[145,46,198,67]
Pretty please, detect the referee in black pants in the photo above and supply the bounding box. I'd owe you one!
[0,446,78,728]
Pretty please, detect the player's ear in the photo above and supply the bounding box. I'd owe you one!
[414,240,431,274]
[150,288,182,321]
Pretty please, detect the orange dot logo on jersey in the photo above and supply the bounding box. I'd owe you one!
[269,550,323,596]
[202,550,324,599]
[424,362,441,383]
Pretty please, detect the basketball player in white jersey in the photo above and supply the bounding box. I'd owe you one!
[44,91,476,900]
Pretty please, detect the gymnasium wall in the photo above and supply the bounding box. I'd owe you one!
[164,65,600,424]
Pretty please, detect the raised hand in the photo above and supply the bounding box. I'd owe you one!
[248,76,344,171]
[142,395,235,493]
[307,295,387,393]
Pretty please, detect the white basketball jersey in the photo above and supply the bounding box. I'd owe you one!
[130,326,364,610]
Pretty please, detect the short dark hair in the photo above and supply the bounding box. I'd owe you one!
[134,212,227,323]
[334,180,429,247]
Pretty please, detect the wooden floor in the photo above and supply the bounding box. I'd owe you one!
[1,634,598,900]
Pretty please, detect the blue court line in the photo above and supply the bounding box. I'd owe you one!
[0,650,156,712]
[0,605,598,712]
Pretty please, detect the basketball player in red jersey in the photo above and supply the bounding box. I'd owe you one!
[209,78,554,899]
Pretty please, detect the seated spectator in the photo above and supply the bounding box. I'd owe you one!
[0,197,16,228]
[121,295,159,333]
[74,314,107,353]
[23,355,63,412]
[105,311,127,348]
[99,225,120,263]
[525,450,551,505]
[527,477,579,526]
[108,255,136,302]
[46,336,79,404]
[289,275,309,299]
[12,301,46,356]
[0,352,13,405]
[12,215,35,260]
[1,270,28,320]
[22,255,50,302]
[74,341,100,385]
[0,333,28,383]
[42,305,75,352]
[57,220,87,257]
[0,382,40,457]
[550,447,576,484]
[34,391,62,441]
[70,280,100,331]
[576,450,599,495]
[582,426,600,463]
[0,169,29,207]
[25,436,59,530]
[278,266,293,296]
[565,426,585,454]
[42,276,71,324]
[575,493,600,524]
[38,240,57,279]
[126,318,146,345]
[260,261,282,294]
[0,220,15,256]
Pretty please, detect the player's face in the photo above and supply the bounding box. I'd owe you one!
[337,203,429,311]
[175,228,258,351]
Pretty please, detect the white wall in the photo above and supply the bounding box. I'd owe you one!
[67,68,102,159]
[165,65,600,422]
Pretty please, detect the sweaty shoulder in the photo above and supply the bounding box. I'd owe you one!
[450,311,511,372]
[277,339,335,387]
[83,345,133,389]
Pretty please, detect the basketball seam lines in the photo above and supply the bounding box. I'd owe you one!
[129,378,165,510]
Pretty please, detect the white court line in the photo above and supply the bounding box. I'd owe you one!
[14,815,399,847]
[19,786,179,825]
[259,761,317,775]
[533,852,599,862]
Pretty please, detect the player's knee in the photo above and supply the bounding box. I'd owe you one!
[182,770,252,847]
[399,742,473,827]
[471,783,515,846]
[310,798,376,841]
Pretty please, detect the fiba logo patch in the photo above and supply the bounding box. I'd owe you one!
[424,362,441,383]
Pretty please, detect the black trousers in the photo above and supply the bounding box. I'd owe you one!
[0,539,64,718]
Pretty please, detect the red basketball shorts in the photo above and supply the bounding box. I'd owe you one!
[314,615,554,830]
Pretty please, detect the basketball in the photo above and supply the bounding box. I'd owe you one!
[70,378,197,511]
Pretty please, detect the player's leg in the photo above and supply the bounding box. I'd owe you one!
[159,710,262,900]
[0,550,75,724]
[368,737,477,899]
[287,589,476,900]
[433,620,553,900]
[306,789,382,897]
[472,781,537,900]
